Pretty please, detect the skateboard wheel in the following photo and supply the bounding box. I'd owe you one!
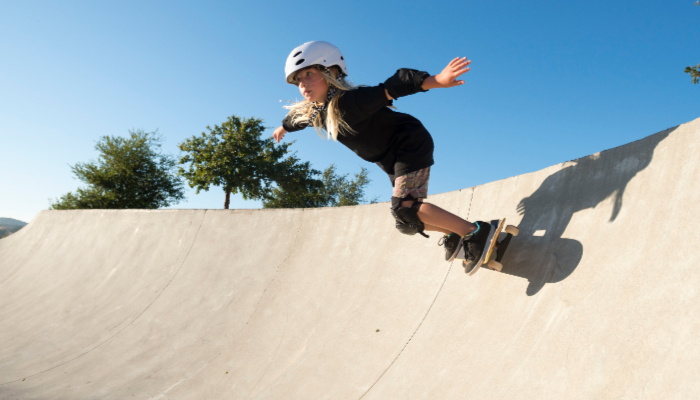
[504,225,519,236]
[488,260,503,272]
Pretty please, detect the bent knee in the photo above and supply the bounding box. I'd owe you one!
[389,199,428,238]
[392,196,423,211]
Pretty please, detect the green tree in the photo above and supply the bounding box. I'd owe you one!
[50,130,185,210]
[686,2,699,84]
[50,187,117,210]
[261,153,328,208]
[686,64,699,84]
[178,115,289,209]
[263,163,378,209]
[321,164,377,206]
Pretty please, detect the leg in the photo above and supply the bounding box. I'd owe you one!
[390,168,484,262]
[402,199,476,237]
[424,223,452,235]
[390,168,494,264]
[391,167,477,237]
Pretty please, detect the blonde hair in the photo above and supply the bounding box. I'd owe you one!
[284,66,356,141]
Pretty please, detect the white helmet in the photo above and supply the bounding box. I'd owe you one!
[285,41,348,84]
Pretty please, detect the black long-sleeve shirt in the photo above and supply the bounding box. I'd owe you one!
[282,69,434,180]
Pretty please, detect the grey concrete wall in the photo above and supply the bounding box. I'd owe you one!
[0,117,698,399]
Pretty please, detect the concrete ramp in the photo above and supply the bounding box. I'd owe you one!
[1,117,699,399]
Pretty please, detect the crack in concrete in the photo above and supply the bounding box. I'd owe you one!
[358,191,472,399]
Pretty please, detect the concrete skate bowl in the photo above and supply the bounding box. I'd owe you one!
[1,117,698,399]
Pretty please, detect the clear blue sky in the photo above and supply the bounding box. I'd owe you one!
[1,1,698,223]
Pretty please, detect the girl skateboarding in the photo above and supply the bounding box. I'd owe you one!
[273,41,493,266]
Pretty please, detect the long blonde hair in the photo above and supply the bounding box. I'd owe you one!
[284,66,356,141]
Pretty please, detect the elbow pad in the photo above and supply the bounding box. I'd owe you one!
[383,69,430,100]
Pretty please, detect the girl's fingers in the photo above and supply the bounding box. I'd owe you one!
[445,57,471,82]
[449,56,468,67]
[455,67,471,76]
[453,59,471,69]
[456,62,471,71]
[450,61,470,73]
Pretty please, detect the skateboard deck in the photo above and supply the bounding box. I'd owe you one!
[456,219,519,275]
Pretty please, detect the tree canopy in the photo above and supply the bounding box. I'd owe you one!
[686,64,699,84]
[50,130,185,210]
[319,164,377,207]
[178,115,289,209]
[263,163,377,209]
[261,153,328,208]
[178,114,377,210]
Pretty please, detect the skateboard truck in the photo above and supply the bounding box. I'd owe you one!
[485,220,519,272]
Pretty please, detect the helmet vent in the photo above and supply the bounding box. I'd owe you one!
[293,51,302,57]
[295,58,305,66]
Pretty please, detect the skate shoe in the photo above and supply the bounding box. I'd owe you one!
[462,221,493,264]
[438,233,462,262]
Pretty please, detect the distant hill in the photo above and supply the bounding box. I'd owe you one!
[0,218,28,238]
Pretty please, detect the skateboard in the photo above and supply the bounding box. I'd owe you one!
[457,219,519,275]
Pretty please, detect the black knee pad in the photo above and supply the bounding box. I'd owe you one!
[390,197,429,238]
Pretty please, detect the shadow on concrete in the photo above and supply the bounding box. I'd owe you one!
[491,126,675,295]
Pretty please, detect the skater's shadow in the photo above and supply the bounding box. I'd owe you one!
[497,126,675,295]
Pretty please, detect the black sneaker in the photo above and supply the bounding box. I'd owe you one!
[462,221,493,263]
[438,233,462,262]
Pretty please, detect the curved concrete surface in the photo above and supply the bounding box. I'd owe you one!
[1,117,699,399]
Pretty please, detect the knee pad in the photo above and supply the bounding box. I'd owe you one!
[390,197,429,238]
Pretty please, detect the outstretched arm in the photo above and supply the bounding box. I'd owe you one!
[384,57,471,100]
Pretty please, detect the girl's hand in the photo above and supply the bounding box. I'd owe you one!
[273,126,287,143]
[422,57,471,90]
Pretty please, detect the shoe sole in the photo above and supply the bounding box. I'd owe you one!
[447,241,462,262]
[465,220,503,276]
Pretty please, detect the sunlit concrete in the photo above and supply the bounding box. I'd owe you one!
[1,117,698,399]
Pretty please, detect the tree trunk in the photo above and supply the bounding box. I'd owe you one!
[224,188,231,209]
